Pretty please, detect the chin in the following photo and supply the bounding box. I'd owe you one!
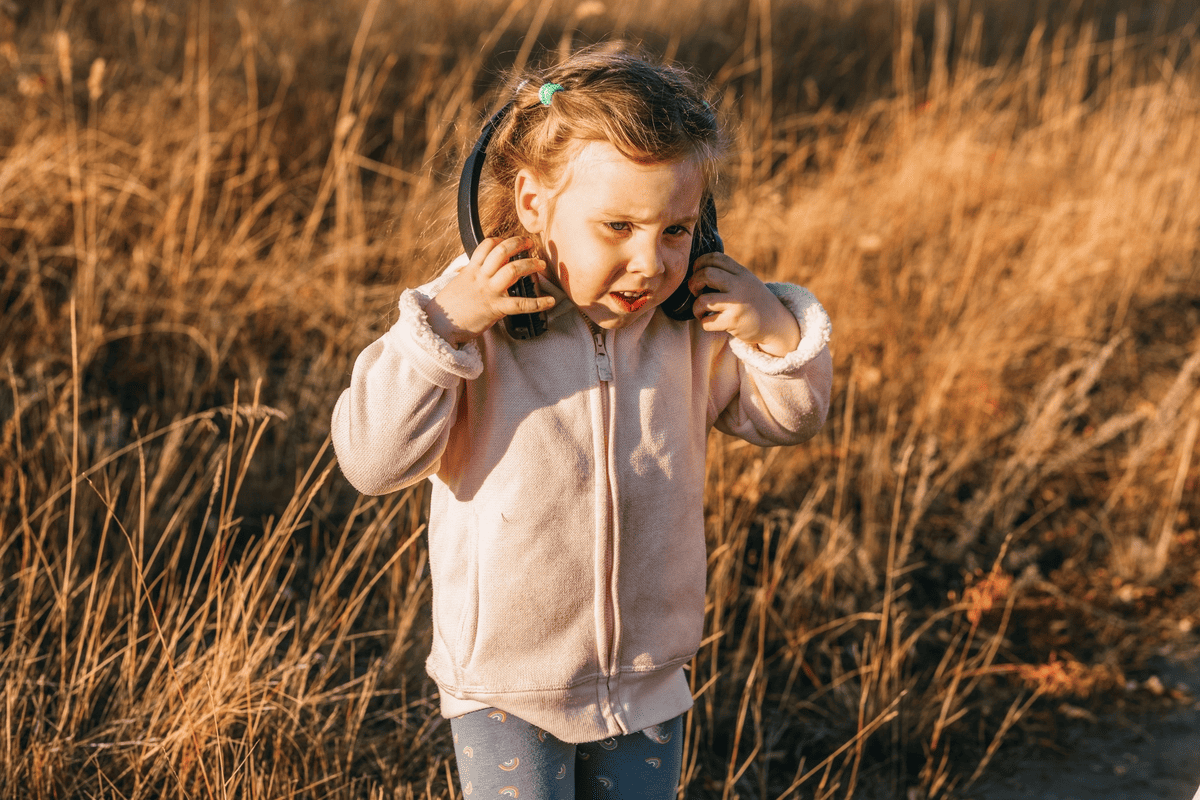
[581,310,634,330]
[586,314,625,330]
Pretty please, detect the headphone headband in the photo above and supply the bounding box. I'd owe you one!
[457,103,512,255]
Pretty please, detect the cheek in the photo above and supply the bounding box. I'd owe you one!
[666,246,692,280]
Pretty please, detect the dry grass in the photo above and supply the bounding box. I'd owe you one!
[2,0,1198,798]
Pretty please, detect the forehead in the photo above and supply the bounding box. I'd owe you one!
[555,140,704,217]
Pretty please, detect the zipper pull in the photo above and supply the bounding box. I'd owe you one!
[592,331,613,382]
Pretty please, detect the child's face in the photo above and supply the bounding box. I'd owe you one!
[515,141,704,329]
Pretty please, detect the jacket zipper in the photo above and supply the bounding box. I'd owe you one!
[586,319,621,724]
[591,327,613,382]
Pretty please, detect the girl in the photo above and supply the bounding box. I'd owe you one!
[332,47,833,800]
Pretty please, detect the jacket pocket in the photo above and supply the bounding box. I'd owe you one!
[454,510,602,692]
[452,529,480,681]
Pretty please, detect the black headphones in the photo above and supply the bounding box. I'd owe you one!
[457,102,722,338]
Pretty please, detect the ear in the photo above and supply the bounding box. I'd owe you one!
[514,168,549,234]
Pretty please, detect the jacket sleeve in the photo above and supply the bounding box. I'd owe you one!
[711,282,834,446]
[331,265,482,495]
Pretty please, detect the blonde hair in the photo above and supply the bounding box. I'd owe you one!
[478,45,725,240]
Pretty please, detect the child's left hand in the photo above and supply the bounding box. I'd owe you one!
[687,253,802,357]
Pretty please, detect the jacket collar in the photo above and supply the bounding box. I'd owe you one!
[534,272,579,325]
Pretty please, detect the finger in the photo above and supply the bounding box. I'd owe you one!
[698,310,732,332]
[691,252,738,276]
[464,238,497,275]
[498,235,537,264]
[499,253,548,287]
[499,294,556,315]
[690,294,725,321]
[494,259,547,301]
[690,251,730,269]
[477,236,536,276]
[687,264,734,295]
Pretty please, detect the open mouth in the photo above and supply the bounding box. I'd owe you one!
[610,290,651,313]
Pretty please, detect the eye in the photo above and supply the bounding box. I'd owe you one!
[665,224,692,237]
[605,221,631,233]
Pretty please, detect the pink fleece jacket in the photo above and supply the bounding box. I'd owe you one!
[331,258,833,743]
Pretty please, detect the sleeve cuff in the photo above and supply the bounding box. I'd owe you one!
[727,282,832,376]
[387,287,483,386]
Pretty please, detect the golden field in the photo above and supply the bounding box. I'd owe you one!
[1,0,1198,797]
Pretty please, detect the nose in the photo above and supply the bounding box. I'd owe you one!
[627,235,666,278]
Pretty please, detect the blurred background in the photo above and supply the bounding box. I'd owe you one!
[1,0,1198,797]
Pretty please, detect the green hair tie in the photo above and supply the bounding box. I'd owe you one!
[538,82,564,106]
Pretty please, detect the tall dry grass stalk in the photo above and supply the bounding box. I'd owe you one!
[2,0,1198,797]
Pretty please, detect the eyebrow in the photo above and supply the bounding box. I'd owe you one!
[597,208,700,226]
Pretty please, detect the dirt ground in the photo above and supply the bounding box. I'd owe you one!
[968,643,1200,800]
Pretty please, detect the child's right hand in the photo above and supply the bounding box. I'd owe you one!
[425,236,556,347]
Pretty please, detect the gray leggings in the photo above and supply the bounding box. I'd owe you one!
[449,708,684,799]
